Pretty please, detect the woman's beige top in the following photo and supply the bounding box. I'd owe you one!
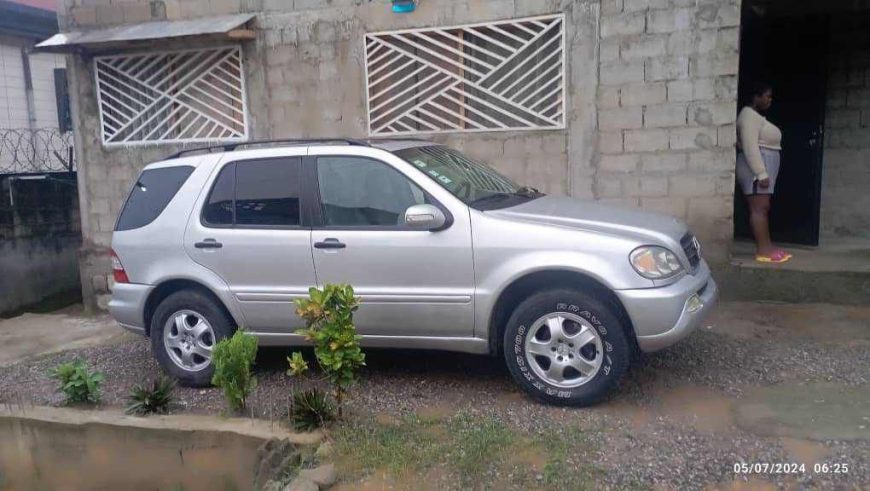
[736,106,782,180]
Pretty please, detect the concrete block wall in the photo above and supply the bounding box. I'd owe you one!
[821,11,870,238]
[60,0,738,310]
[595,0,739,262]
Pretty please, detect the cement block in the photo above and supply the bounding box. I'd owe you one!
[669,127,717,150]
[601,0,623,15]
[669,175,716,197]
[644,103,687,128]
[601,61,645,85]
[597,86,621,109]
[645,56,689,81]
[690,101,736,126]
[599,106,643,130]
[600,38,621,63]
[690,54,739,78]
[640,196,687,218]
[595,177,623,198]
[624,128,669,152]
[624,0,668,12]
[601,12,646,38]
[598,154,640,173]
[641,152,687,174]
[621,34,667,60]
[646,8,692,34]
[620,82,666,106]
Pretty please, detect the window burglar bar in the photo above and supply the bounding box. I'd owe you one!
[0,128,74,175]
[364,14,566,136]
[94,46,249,146]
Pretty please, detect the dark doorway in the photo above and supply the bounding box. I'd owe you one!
[734,5,830,246]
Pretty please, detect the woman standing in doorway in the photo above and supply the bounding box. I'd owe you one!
[737,82,791,263]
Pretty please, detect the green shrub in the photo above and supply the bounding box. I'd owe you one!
[211,329,258,412]
[49,360,104,404]
[126,376,176,416]
[291,387,336,431]
[289,284,365,414]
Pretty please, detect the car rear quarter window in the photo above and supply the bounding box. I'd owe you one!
[201,158,301,228]
[115,166,194,231]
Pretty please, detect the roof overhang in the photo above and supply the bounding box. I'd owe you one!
[35,13,256,53]
[0,0,58,40]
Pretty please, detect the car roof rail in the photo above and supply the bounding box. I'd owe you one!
[165,138,371,160]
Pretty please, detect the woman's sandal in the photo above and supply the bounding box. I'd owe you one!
[756,250,792,263]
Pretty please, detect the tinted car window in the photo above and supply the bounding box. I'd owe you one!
[202,158,301,227]
[317,157,426,227]
[202,163,235,226]
[116,166,194,231]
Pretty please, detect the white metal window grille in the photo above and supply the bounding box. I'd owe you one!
[94,46,248,146]
[364,14,565,136]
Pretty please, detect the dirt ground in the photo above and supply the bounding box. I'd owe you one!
[0,301,867,490]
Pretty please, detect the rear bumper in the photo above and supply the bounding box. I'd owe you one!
[616,260,718,353]
[107,283,153,336]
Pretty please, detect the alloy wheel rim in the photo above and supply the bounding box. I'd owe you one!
[163,310,215,372]
[524,312,603,388]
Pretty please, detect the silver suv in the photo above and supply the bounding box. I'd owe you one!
[109,139,717,406]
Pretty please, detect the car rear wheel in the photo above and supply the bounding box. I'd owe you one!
[150,290,235,387]
[503,289,630,406]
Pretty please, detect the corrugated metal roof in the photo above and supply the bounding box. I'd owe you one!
[35,13,255,52]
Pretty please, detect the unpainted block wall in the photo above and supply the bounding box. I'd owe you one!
[821,12,870,239]
[60,0,739,311]
[595,0,739,260]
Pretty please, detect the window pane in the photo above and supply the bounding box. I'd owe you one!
[235,158,301,226]
[202,163,235,226]
[317,157,426,227]
[116,166,194,231]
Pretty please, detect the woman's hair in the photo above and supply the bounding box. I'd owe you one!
[751,81,772,98]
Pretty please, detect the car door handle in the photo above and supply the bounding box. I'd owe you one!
[194,239,223,249]
[314,238,346,249]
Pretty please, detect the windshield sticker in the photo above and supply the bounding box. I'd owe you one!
[438,175,452,184]
[412,159,427,168]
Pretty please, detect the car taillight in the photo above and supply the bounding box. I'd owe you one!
[111,249,129,284]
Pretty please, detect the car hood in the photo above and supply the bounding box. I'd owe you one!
[486,195,688,244]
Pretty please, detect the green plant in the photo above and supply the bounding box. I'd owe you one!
[211,329,258,412]
[49,360,104,404]
[290,387,336,431]
[289,284,365,414]
[126,376,176,415]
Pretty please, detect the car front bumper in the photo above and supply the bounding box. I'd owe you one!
[616,260,718,353]
[107,283,153,336]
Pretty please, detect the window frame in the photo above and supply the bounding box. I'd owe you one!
[309,155,453,232]
[199,156,306,230]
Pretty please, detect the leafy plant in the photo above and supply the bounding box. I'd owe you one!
[290,387,336,431]
[49,360,104,404]
[289,284,366,414]
[211,329,258,412]
[126,376,176,415]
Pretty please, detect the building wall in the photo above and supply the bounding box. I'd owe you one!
[59,0,740,310]
[821,11,870,239]
[0,35,65,130]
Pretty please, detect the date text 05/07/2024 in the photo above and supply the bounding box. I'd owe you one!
[733,462,850,474]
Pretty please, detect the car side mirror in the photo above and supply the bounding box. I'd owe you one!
[404,204,447,231]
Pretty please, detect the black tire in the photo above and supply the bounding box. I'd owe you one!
[502,288,630,406]
[150,289,235,387]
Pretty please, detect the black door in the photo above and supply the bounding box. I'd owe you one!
[734,10,829,245]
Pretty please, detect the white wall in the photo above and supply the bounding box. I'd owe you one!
[0,38,66,130]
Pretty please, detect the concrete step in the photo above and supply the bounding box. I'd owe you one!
[714,239,870,305]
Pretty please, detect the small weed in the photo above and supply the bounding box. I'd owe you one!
[126,376,176,416]
[49,360,104,405]
[211,329,258,412]
[332,414,441,476]
[290,388,336,431]
[445,412,515,480]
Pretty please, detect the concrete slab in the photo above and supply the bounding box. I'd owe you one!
[0,305,135,367]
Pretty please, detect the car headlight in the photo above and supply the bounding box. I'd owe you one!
[629,246,684,279]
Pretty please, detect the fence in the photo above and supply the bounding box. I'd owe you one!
[0,128,75,175]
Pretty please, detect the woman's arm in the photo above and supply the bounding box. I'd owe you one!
[737,109,769,181]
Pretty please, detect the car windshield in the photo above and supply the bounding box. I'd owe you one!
[394,145,544,210]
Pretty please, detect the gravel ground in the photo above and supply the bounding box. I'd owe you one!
[1,301,868,490]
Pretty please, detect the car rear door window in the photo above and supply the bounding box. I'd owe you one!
[116,165,194,231]
[202,158,302,228]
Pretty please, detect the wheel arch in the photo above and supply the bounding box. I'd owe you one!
[143,278,238,337]
[487,269,638,356]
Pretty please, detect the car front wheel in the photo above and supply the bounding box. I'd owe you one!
[503,289,630,406]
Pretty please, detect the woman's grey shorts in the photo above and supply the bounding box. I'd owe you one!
[736,147,780,195]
